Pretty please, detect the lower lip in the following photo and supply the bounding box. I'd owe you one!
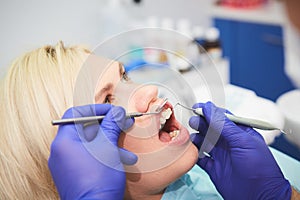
[168,127,190,146]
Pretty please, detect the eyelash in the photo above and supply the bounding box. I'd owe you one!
[121,71,131,82]
[104,94,115,104]
[104,71,130,103]
[104,71,130,104]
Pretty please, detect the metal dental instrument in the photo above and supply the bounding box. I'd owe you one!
[51,98,168,126]
[175,103,287,134]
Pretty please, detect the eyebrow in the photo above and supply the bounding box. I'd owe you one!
[94,62,124,103]
[95,83,113,103]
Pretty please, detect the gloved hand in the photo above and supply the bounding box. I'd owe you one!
[48,104,137,200]
[189,102,291,200]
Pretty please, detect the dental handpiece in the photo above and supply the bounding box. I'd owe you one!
[176,103,287,134]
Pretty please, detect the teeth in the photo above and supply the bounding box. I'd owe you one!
[160,108,172,125]
[169,130,180,140]
[159,108,179,140]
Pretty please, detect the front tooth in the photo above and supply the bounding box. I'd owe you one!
[160,108,172,123]
[164,108,172,120]
[160,118,166,124]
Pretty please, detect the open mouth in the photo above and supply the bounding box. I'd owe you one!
[158,103,181,142]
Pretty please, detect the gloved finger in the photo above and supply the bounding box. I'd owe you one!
[189,116,208,133]
[235,123,263,138]
[197,152,214,173]
[190,133,205,150]
[63,104,113,119]
[192,102,205,109]
[57,104,113,141]
[250,130,265,141]
[82,123,99,141]
[194,102,257,148]
[225,110,234,116]
[191,130,218,160]
[193,102,225,141]
[221,119,255,148]
[224,110,263,140]
[225,107,266,142]
[234,123,253,132]
[119,148,138,165]
[199,102,248,147]
[241,126,265,141]
[82,118,135,143]
[223,107,265,142]
[217,105,265,142]
[192,102,227,134]
[202,102,227,142]
[201,101,227,124]
[100,106,134,146]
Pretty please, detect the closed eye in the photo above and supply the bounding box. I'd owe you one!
[104,94,115,104]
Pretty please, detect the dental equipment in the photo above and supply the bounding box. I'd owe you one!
[175,103,287,134]
[51,98,168,126]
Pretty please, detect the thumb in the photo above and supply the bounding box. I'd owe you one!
[101,106,134,145]
[55,104,112,143]
[190,133,214,171]
[189,116,208,134]
[190,133,205,150]
[119,148,138,165]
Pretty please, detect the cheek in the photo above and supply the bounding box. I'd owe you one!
[165,143,199,179]
[161,144,199,184]
[118,133,134,152]
[118,133,127,149]
[118,133,160,153]
[125,143,199,192]
[183,143,199,167]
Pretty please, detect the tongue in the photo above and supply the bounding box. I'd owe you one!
[159,131,172,142]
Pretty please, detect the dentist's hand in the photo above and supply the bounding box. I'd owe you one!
[48,104,137,200]
[189,102,291,200]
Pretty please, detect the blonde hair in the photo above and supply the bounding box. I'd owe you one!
[0,42,90,199]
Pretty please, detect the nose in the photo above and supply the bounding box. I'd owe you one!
[131,84,158,113]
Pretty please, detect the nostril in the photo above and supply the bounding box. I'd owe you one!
[135,99,149,113]
[132,87,158,113]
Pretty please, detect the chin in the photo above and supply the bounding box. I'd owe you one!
[174,141,199,174]
[119,100,199,173]
[123,142,198,200]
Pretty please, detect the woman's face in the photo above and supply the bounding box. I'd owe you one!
[94,56,198,197]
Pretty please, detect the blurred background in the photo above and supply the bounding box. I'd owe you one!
[1,0,299,161]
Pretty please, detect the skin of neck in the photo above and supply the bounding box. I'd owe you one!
[123,172,166,200]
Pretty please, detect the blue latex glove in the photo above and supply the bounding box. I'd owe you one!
[189,102,291,200]
[48,104,137,200]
